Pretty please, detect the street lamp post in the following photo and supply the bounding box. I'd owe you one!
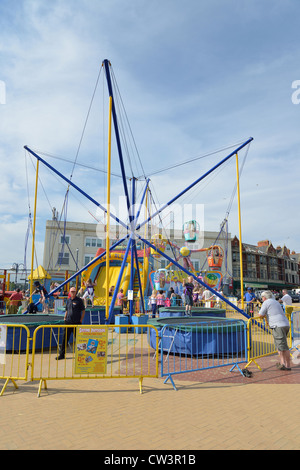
[11,263,25,286]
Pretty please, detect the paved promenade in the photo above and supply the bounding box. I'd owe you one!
[1,353,300,451]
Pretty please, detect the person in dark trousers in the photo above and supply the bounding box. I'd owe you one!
[56,287,85,360]
[184,276,194,316]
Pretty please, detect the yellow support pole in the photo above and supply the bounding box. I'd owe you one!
[30,159,39,298]
[236,153,244,310]
[105,96,112,319]
[142,188,149,292]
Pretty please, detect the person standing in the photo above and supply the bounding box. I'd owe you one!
[116,288,125,312]
[279,289,292,310]
[244,287,256,316]
[56,287,85,360]
[149,290,157,318]
[192,285,201,307]
[184,276,194,316]
[202,287,214,308]
[170,292,177,307]
[109,286,115,297]
[166,287,173,298]
[8,288,23,314]
[156,290,165,315]
[258,290,291,371]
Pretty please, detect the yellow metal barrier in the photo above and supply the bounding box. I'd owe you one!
[246,315,292,370]
[31,324,159,397]
[0,324,31,396]
[224,302,262,320]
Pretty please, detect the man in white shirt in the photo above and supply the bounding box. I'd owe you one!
[202,288,214,308]
[258,290,291,371]
[279,289,292,309]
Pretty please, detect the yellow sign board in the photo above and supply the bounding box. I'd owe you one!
[75,326,108,375]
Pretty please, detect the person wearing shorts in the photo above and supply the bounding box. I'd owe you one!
[258,290,291,371]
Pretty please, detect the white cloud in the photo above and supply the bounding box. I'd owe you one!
[0,0,300,276]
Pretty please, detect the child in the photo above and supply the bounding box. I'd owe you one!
[33,281,48,313]
[156,290,165,315]
[82,278,97,308]
[116,289,125,312]
[149,290,157,318]
[170,292,177,307]
[193,288,199,306]
[193,285,201,307]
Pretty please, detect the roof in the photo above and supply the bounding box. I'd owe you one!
[27,265,51,280]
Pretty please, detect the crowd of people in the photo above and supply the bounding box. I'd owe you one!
[3,281,50,314]
[4,275,297,322]
[148,276,224,318]
[3,278,297,372]
[237,287,295,317]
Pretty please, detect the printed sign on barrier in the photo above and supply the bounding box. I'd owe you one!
[75,326,108,375]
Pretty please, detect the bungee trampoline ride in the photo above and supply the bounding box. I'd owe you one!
[21,59,254,362]
[147,316,247,356]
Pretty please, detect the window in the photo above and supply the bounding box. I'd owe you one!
[85,237,102,248]
[191,260,199,271]
[269,257,278,266]
[246,269,256,278]
[247,254,255,263]
[58,252,69,265]
[60,235,70,245]
[84,255,95,265]
[260,269,267,279]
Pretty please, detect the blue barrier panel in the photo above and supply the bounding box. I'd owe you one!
[160,317,247,390]
[291,310,300,352]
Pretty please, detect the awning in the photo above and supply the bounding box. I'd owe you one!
[28,265,52,280]
[245,283,268,289]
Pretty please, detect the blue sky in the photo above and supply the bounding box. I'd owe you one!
[0,0,300,271]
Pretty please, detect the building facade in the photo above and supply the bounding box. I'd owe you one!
[42,214,299,295]
[43,216,232,285]
[231,237,300,294]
